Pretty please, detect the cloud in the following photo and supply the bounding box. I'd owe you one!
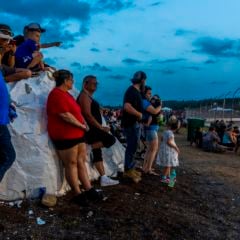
[210,80,228,85]
[204,59,217,64]
[108,74,126,80]
[0,1,91,22]
[183,66,200,71]
[85,63,111,72]
[160,69,176,75]
[0,0,132,49]
[93,0,133,13]
[90,48,100,52]
[71,62,81,68]
[150,2,163,7]
[150,58,186,64]
[193,37,240,58]
[175,29,195,36]
[122,58,142,64]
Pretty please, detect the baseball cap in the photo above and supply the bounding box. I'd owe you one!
[0,24,13,40]
[24,23,46,34]
[131,71,147,84]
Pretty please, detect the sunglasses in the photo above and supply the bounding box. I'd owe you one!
[0,29,13,37]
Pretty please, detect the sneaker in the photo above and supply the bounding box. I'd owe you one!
[123,169,141,183]
[100,176,119,187]
[160,177,170,184]
[71,193,88,206]
[132,169,142,177]
[85,188,104,202]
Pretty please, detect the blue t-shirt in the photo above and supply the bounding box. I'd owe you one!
[142,99,151,122]
[142,98,159,131]
[0,71,10,125]
[15,39,37,68]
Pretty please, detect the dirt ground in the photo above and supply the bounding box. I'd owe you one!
[0,130,240,240]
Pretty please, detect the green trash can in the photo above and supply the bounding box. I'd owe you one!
[187,118,205,141]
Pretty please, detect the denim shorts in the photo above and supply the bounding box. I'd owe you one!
[145,129,158,142]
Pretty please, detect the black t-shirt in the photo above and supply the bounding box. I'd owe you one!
[121,85,143,128]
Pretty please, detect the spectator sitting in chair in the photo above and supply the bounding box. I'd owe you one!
[0,24,31,82]
[233,126,240,153]
[221,126,237,150]
[202,127,226,153]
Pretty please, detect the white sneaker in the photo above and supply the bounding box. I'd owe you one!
[100,176,119,187]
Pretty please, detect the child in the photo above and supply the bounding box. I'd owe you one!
[15,28,44,71]
[157,121,180,184]
[190,127,203,148]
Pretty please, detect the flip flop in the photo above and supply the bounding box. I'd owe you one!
[144,170,159,176]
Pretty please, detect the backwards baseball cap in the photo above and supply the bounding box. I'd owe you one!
[0,24,13,40]
[24,23,46,34]
[131,71,147,84]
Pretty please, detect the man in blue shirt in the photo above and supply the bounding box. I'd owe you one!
[0,26,16,182]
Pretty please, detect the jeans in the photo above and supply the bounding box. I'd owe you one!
[124,123,141,171]
[0,125,16,182]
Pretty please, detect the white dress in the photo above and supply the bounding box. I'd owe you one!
[157,130,179,167]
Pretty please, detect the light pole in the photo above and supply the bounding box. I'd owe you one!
[222,91,231,120]
[231,87,240,121]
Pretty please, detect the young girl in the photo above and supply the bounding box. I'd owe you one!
[157,121,180,184]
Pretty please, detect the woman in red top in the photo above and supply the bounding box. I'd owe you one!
[47,70,102,206]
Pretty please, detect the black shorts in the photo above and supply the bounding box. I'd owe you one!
[85,128,115,148]
[52,137,85,150]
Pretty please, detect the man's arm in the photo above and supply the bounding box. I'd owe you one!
[124,102,142,120]
[59,112,87,130]
[40,42,62,48]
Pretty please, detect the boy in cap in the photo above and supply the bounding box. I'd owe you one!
[15,24,45,70]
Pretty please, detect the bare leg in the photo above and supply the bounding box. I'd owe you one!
[57,146,81,196]
[162,167,171,177]
[143,138,158,173]
[91,141,105,176]
[77,143,92,190]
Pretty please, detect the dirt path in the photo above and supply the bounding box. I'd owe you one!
[0,131,239,240]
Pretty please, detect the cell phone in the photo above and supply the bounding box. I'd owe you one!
[0,47,3,54]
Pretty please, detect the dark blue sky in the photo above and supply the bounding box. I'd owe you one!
[1,0,240,105]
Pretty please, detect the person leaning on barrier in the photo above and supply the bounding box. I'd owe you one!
[0,24,31,82]
[77,75,119,187]
[46,70,103,206]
